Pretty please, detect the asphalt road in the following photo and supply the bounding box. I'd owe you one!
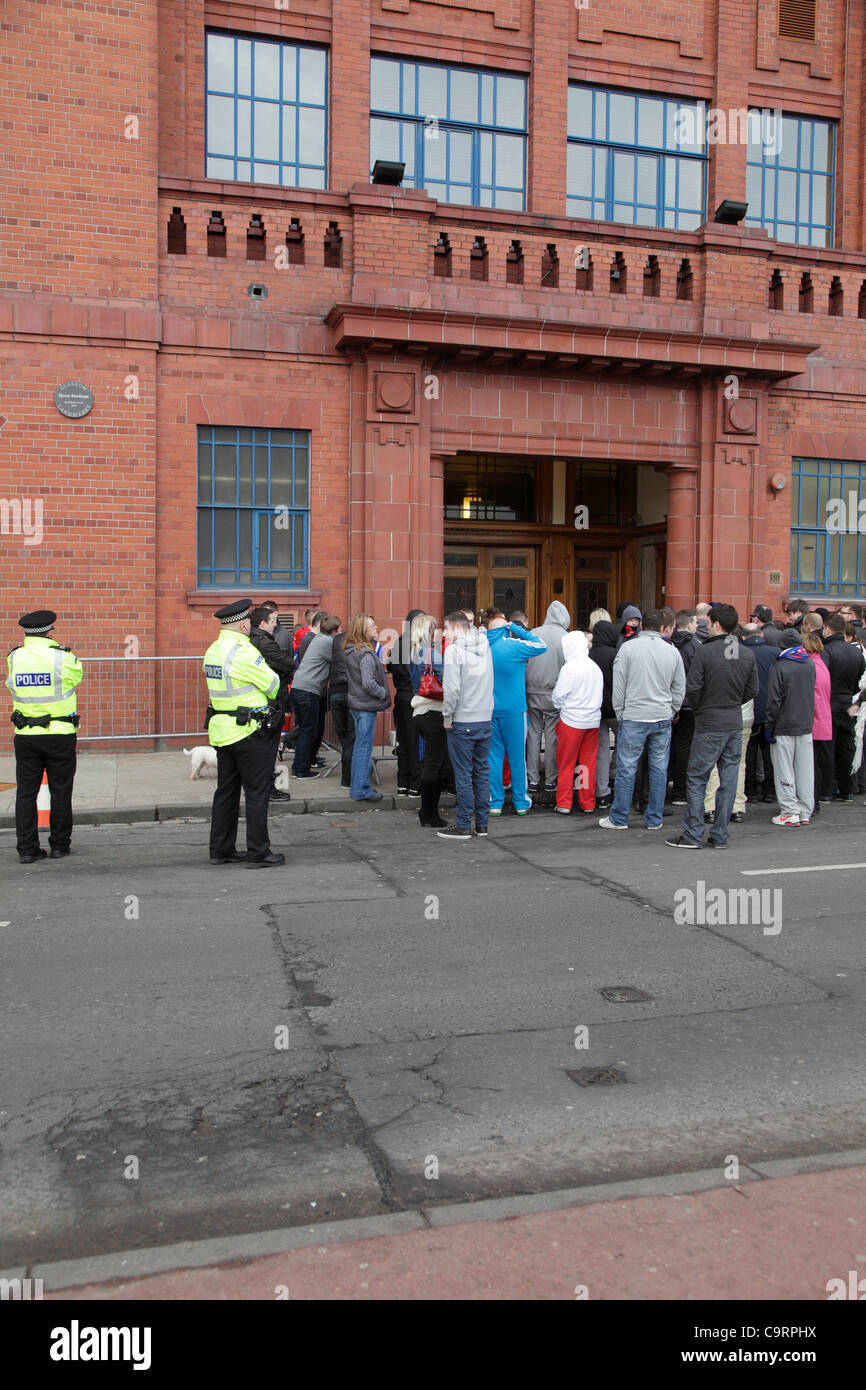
[2,801,865,1267]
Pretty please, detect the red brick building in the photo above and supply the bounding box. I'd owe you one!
[3,0,866,730]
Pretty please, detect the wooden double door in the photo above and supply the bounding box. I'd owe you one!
[444,542,618,627]
[443,539,664,627]
[444,546,536,622]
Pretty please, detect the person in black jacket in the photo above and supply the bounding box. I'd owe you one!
[261,600,292,655]
[821,612,866,801]
[249,605,294,802]
[588,618,619,808]
[328,627,354,790]
[799,612,824,642]
[750,604,785,649]
[837,602,866,645]
[764,641,816,825]
[667,604,758,850]
[742,624,779,802]
[838,605,866,792]
[386,609,423,796]
[783,598,809,633]
[667,609,701,804]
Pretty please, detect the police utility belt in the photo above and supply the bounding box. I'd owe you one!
[204,703,282,734]
[11,711,80,730]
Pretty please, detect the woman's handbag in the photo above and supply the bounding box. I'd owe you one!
[418,655,443,700]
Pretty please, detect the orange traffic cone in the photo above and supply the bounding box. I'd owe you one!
[37,771,50,828]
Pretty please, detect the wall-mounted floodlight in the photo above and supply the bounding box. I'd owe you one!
[714,200,748,224]
[372,160,405,186]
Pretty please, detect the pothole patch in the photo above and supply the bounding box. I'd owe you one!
[565,1066,627,1086]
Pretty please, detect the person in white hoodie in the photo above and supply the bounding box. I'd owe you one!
[551,631,603,814]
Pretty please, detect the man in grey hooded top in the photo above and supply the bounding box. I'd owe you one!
[525,601,571,791]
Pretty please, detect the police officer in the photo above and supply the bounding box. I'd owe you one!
[6,610,83,864]
[203,600,285,867]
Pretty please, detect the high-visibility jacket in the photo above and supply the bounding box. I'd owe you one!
[6,635,83,735]
[203,629,279,748]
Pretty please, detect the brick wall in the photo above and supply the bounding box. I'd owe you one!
[1,0,159,300]
[1,2,160,746]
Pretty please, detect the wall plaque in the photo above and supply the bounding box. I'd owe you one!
[54,381,93,418]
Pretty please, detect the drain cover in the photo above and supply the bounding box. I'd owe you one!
[566,1066,626,1086]
[600,985,652,1003]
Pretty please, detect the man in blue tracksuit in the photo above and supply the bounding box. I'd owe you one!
[485,614,547,815]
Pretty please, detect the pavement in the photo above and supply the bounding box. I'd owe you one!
[2,756,866,1301]
[26,1158,866,1300]
[0,746,409,826]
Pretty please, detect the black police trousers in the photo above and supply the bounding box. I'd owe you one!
[210,731,273,861]
[14,733,77,856]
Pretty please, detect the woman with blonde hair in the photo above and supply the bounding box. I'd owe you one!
[588,607,612,628]
[408,613,452,827]
[343,613,391,801]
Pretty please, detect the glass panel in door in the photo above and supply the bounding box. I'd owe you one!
[493,578,527,617]
[444,575,477,617]
[575,580,609,631]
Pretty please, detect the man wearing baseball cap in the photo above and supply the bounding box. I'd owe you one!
[750,604,784,649]
[6,610,83,864]
[203,600,284,867]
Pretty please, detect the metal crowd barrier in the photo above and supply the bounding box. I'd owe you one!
[74,657,206,743]
[72,657,397,758]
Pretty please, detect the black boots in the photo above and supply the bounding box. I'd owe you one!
[19,848,48,864]
[418,782,446,828]
[247,852,286,868]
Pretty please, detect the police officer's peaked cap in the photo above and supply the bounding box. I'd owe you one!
[214,600,252,625]
[18,610,57,634]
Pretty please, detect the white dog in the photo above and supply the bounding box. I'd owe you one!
[184,746,218,779]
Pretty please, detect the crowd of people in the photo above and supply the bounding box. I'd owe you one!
[264,595,866,846]
[15,594,861,868]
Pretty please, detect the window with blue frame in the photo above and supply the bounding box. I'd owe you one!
[567,85,706,230]
[746,112,834,247]
[791,458,865,595]
[197,427,310,588]
[370,57,526,210]
[205,32,327,188]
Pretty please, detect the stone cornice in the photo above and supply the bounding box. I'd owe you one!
[326,303,819,380]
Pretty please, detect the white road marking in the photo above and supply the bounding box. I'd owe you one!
[741,863,866,876]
